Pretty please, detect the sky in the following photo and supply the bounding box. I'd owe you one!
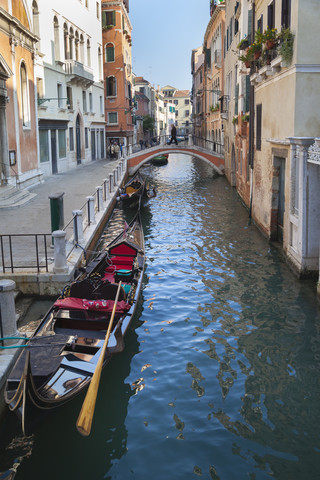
[129,0,211,91]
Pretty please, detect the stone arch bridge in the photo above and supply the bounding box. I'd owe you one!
[124,137,225,176]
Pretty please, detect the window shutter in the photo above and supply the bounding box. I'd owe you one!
[256,104,262,151]
[245,75,250,113]
[234,83,239,115]
[206,48,211,68]
[248,9,252,43]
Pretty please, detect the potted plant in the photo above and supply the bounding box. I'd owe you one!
[263,27,278,50]
[249,42,262,60]
[239,48,254,68]
[237,38,249,51]
[241,113,249,122]
[278,28,294,66]
[232,116,238,125]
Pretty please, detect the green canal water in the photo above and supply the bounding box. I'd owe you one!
[1,154,320,479]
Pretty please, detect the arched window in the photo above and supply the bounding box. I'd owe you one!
[98,47,102,80]
[63,23,68,59]
[75,31,79,61]
[106,76,117,97]
[32,1,40,41]
[53,16,60,61]
[20,62,30,127]
[80,34,84,63]
[69,27,74,60]
[105,43,115,62]
[87,39,91,67]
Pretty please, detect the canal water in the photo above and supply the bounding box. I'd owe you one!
[1,154,320,479]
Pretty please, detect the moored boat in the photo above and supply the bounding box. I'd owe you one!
[4,213,145,432]
[151,154,168,166]
[119,171,145,207]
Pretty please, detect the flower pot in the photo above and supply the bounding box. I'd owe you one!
[245,61,251,68]
[266,39,275,50]
[254,51,261,60]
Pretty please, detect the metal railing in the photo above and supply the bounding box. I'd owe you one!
[0,233,51,273]
[192,135,224,155]
[0,158,126,273]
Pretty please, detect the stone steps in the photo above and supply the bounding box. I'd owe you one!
[0,184,36,208]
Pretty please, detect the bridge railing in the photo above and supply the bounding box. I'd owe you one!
[192,136,224,155]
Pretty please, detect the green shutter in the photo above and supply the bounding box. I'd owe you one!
[206,48,211,68]
[234,83,239,115]
[248,9,253,43]
[245,75,250,113]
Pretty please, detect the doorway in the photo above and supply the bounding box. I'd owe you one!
[76,115,81,164]
[50,130,58,174]
[91,130,96,160]
[271,155,286,243]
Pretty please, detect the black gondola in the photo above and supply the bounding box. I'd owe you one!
[119,171,145,207]
[4,213,145,430]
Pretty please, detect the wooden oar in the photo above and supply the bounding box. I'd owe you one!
[76,281,122,436]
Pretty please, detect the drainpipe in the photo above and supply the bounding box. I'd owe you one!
[248,0,255,220]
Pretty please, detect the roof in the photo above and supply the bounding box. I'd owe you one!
[135,76,149,84]
[173,90,190,98]
[135,91,149,102]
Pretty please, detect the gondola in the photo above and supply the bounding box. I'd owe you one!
[119,171,145,207]
[151,154,168,166]
[4,213,145,430]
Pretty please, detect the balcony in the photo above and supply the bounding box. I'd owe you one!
[65,60,94,88]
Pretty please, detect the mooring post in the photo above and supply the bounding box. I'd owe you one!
[0,280,18,346]
[109,173,114,193]
[52,230,68,274]
[72,210,84,244]
[87,196,96,225]
[96,186,103,211]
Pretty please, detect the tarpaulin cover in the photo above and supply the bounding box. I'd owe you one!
[54,297,131,313]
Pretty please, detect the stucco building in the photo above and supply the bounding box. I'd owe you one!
[0,0,40,190]
[102,0,134,151]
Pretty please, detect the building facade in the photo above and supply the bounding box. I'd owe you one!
[33,0,105,177]
[102,0,134,151]
[191,47,205,138]
[0,0,40,189]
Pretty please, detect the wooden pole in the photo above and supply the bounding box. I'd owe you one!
[76,282,122,436]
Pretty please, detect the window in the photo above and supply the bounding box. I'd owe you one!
[102,10,116,27]
[36,77,43,100]
[108,112,118,124]
[281,0,291,28]
[100,95,103,114]
[67,86,73,109]
[257,15,263,35]
[174,100,178,105]
[96,1,100,19]
[69,127,74,151]
[87,39,91,67]
[57,83,63,108]
[185,110,189,117]
[53,17,60,61]
[185,99,189,105]
[256,104,262,151]
[105,43,115,62]
[267,1,275,29]
[89,92,93,112]
[58,130,66,158]
[20,62,30,127]
[82,91,87,111]
[85,127,89,148]
[106,76,117,97]
[39,130,49,162]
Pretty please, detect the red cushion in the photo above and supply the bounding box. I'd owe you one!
[54,297,130,313]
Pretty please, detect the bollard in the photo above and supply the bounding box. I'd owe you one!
[72,210,84,244]
[0,280,19,345]
[188,134,193,146]
[49,192,64,228]
[113,169,117,188]
[96,186,103,211]
[87,196,96,225]
[109,173,113,193]
[52,230,68,274]
[103,178,109,200]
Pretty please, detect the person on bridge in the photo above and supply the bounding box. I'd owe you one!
[168,124,178,145]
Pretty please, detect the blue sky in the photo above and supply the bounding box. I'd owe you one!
[130,0,210,91]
